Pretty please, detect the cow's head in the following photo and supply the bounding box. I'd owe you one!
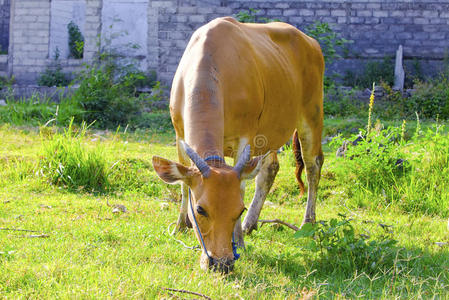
[152,141,263,273]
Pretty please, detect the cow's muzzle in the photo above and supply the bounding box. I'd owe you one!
[201,255,235,274]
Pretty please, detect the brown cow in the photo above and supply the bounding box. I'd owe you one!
[152,17,324,273]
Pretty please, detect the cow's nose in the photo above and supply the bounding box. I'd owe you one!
[209,257,235,274]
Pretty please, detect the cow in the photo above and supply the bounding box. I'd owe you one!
[152,17,324,273]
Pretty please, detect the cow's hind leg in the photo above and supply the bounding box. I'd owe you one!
[242,151,279,235]
[296,123,324,226]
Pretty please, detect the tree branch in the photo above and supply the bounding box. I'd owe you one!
[258,219,299,231]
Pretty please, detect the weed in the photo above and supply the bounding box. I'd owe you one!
[38,119,109,192]
[295,215,407,276]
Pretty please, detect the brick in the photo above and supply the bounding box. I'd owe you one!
[430,32,446,40]
[414,18,429,25]
[423,25,439,32]
[357,10,372,17]
[283,9,298,17]
[177,7,196,14]
[275,3,289,9]
[395,32,412,39]
[366,4,381,10]
[316,10,330,17]
[373,11,388,18]
[337,17,346,24]
[440,11,449,18]
[189,15,206,23]
[422,10,438,18]
[390,11,405,18]
[331,10,345,17]
[267,9,282,16]
[349,17,364,24]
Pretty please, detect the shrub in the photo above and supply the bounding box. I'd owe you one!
[67,21,84,59]
[343,57,394,88]
[407,75,449,120]
[71,62,142,129]
[331,86,449,217]
[294,215,405,275]
[38,120,109,192]
[37,66,70,87]
[235,8,280,23]
[305,22,351,91]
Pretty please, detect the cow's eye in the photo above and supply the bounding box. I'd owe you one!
[197,206,208,217]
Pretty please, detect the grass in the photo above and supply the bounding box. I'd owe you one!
[1,121,448,299]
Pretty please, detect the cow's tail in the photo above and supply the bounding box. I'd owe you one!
[292,130,305,197]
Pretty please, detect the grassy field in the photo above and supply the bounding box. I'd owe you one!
[1,121,448,299]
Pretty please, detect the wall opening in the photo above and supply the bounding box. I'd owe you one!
[0,0,10,54]
[49,0,86,59]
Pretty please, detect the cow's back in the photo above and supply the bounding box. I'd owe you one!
[170,17,324,156]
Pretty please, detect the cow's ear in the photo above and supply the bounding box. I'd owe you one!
[152,156,195,184]
[240,155,264,180]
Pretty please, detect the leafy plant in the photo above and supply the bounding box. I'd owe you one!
[407,74,449,120]
[305,21,351,66]
[343,56,394,88]
[295,215,403,275]
[37,66,70,87]
[235,9,280,23]
[67,21,84,59]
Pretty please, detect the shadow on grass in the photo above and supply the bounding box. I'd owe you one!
[226,234,449,298]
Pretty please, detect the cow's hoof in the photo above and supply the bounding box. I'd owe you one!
[300,218,316,229]
[242,222,258,235]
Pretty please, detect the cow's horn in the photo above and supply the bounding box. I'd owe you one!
[234,145,251,177]
[180,141,211,178]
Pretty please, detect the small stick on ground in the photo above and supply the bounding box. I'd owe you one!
[0,227,40,233]
[27,234,50,238]
[258,219,299,231]
[161,287,211,300]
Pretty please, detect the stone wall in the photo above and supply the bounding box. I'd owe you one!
[5,0,449,85]
[0,0,10,54]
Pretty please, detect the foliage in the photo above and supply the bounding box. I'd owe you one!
[305,21,350,66]
[295,215,404,275]
[323,87,367,117]
[38,119,109,192]
[343,56,394,88]
[37,66,70,87]
[331,88,449,216]
[0,76,14,90]
[71,62,142,129]
[407,73,449,120]
[67,21,84,59]
[235,8,280,23]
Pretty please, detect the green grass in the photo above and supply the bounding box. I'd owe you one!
[1,123,448,299]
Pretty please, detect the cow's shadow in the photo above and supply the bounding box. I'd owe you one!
[225,234,449,297]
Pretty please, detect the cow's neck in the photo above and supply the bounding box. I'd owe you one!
[184,74,224,159]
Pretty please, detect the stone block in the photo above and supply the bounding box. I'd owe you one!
[414,18,429,25]
[430,32,446,40]
[331,10,345,17]
[189,15,206,23]
[274,3,289,9]
[316,10,330,17]
[283,9,298,17]
[349,17,364,24]
[422,10,438,18]
[267,9,282,16]
[299,9,314,17]
[357,10,372,17]
[373,11,388,18]
[423,25,439,33]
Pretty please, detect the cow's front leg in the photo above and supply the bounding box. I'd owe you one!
[242,152,279,235]
[174,182,192,233]
[233,181,246,248]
